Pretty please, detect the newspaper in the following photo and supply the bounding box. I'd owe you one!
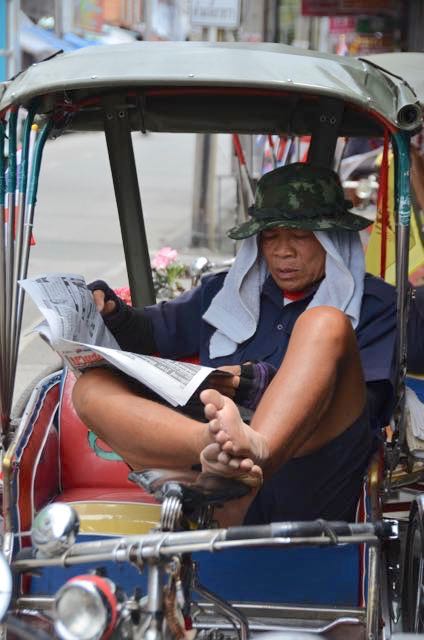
[20,273,220,407]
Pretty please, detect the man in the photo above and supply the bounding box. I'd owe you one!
[73,163,397,524]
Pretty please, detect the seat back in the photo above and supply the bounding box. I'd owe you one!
[2,371,62,547]
[59,370,139,491]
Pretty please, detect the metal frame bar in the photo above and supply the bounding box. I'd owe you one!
[0,118,6,435]
[307,97,345,168]
[10,104,36,386]
[366,544,380,639]
[392,131,411,448]
[103,98,155,308]
[4,108,18,413]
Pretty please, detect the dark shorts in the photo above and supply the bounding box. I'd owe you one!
[244,407,374,525]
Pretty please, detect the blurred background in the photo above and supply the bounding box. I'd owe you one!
[3,1,423,87]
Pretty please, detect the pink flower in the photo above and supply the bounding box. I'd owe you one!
[114,286,132,306]
[151,246,178,270]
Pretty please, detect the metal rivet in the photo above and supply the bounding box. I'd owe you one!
[106,112,113,120]
[287,78,293,83]
[91,75,97,79]
[277,324,283,331]
[188,74,195,78]
[118,110,126,118]
[330,116,337,125]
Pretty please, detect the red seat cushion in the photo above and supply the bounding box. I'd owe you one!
[59,371,151,495]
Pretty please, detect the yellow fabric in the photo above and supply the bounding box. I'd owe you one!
[365,155,424,283]
[68,501,161,535]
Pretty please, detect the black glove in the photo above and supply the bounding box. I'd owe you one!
[234,361,277,410]
[88,280,157,355]
[87,279,124,316]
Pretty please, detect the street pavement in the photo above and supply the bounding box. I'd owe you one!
[14,130,235,406]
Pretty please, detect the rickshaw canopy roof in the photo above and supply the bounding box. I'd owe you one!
[363,52,424,107]
[0,42,421,136]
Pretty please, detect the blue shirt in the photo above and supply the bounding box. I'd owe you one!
[144,272,397,388]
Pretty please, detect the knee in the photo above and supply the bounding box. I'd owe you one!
[295,306,355,352]
[72,369,105,424]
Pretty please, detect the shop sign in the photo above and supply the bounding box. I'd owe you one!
[329,17,355,34]
[191,0,241,29]
[302,0,397,15]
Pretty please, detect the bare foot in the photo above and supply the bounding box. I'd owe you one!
[200,443,263,488]
[200,389,269,465]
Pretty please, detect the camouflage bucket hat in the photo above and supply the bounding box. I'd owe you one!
[228,163,370,240]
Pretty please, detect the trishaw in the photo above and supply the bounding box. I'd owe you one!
[0,42,424,640]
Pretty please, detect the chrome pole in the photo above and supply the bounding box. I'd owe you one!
[9,106,37,401]
[0,119,6,436]
[365,544,380,640]
[3,109,18,423]
[17,119,51,288]
[194,578,250,640]
[7,120,51,418]
[144,561,165,640]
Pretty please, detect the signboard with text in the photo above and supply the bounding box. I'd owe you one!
[191,0,241,29]
[302,0,398,15]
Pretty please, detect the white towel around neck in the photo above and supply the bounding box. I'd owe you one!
[203,229,365,359]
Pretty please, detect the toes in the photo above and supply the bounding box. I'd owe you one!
[217,451,231,464]
[228,458,240,469]
[222,440,236,454]
[200,389,226,410]
[201,442,221,461]
[239,458,255,471]
[251,464,263,479]
[204,403,218,421]
[215,430,230,445]
[239,458,254,471]
[208,418,221,434]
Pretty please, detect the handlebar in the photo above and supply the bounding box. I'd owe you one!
[12,519,397,573]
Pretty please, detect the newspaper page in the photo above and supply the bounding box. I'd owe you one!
[20,273,219,407]
[20,273,119,349]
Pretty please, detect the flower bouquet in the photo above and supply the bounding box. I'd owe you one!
[151,246,187,299]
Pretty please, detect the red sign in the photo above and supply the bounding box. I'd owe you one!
[329,16,355,33]
[302,0,397,15]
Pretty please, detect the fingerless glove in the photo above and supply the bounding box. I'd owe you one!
[234,361,277,410]
[88,280,157,354]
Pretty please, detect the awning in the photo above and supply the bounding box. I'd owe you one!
[20,24,98,62]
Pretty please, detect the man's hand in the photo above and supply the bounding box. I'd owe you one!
[208,361,277,408]
[88,280,122,317]
[207,365,241,399]
[91,289,117,317]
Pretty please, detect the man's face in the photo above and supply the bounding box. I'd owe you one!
[260,227,326,292]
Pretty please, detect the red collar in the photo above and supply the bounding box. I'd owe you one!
[283,290,308,302]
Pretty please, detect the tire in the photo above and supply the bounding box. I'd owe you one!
[402,496,424,632]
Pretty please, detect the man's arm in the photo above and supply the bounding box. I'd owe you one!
[89,281,157,354]
[89,279,205,358]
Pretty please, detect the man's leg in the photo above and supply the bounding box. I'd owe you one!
[72,369,212,471]
[201,306,366,477]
